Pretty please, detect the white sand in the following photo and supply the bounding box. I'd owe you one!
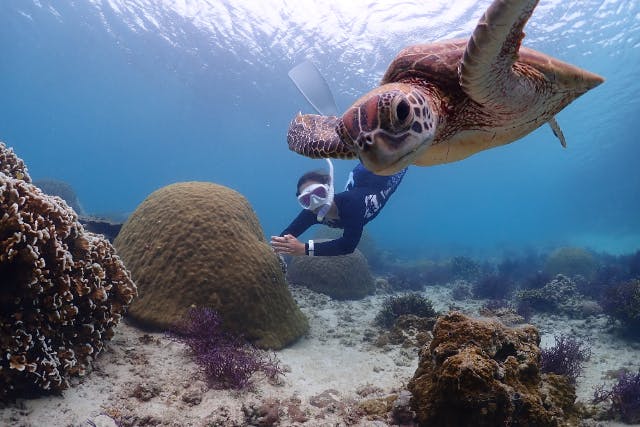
[1,283,639,426]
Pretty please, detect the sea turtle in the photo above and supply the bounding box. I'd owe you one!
[287,0,604,175]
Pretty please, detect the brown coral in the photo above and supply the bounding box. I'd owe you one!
[286,247,375,300]
[1,144,137,400]
[0,141,31,182]
[113,181,308,349]
[408,311,576,427]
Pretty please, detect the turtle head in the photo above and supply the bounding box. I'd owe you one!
[337,83,436,175]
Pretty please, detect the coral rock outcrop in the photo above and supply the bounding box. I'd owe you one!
[287,248,374,300]
[408,311,575,427]
[113,181,308,349]
[1,142,137,400]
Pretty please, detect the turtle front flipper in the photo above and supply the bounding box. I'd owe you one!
[459,0,539,108]
[287,113,357,159]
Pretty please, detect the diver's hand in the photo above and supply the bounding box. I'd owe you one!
[270,234,306,256]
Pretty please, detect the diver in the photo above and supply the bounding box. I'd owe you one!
[270,159,407,256]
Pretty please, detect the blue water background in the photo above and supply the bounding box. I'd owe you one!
[1,0,639,259]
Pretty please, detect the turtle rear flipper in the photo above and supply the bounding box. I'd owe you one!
[287,113,357,159]
[548,117,566,148]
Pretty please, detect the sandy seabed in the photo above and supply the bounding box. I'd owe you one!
[2,283,640,427]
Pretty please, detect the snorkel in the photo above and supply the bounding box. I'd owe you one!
[315,158,334,221]
[288,60,337,221]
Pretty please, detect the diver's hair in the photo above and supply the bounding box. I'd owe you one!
[296,170,330,196]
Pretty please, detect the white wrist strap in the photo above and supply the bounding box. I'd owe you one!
[308,239,314,256]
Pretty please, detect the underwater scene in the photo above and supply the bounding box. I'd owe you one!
[1,0,640,426]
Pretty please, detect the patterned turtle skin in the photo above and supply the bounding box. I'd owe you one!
[287,0,604,175]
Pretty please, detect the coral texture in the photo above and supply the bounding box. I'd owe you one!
[286,247,374,300]
[0,142,31,182]
[33,178,85,216]
[375,293,437,329]
[114,181,307,349]
[1,144,137,399]
[408,311,575,427]
[515,274,590,316]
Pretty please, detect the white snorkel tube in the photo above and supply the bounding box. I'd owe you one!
[288,60,338,222]
[315,158,334,222]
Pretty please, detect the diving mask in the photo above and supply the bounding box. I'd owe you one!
[297,158,334,221]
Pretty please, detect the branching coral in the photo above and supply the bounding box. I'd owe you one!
[375,293,437,329]
[0,142,31,182]
[168,307,284,390]
[540,334,591,384]
[593,370,640,424]
[1,143,137,400]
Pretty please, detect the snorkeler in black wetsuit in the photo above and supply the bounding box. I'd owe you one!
[270,160,407,257]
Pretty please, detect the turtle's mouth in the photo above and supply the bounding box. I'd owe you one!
[359,133,427,175]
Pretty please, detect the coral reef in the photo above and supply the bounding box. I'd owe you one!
[314,226,387,272]
[540,334,592,384]
[78,216,123,242]
[287,247,374,300]
[408,312,576,427]
[114,181,307,349]
[593,369,640,424]
[168,307,283,390]
[449,256,482,282]
[0,142,31,182]
[599,278,640,337]
[33,178,85,216]
[544,247,598,280]
[450,280,472,301]
[1,143,137,400]
[374,293,437,329]
[472,273,515,300]
[515,274,595,317]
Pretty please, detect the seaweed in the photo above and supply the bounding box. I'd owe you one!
[593,370,640,424]
[168,307,283,390]
[540,333,591,384]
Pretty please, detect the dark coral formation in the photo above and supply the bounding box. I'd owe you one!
[287,247,374,300]
[374,293,437,329]
[599,278,640,337]
[408,312,576,427]
[168,307,283,390]
[1,143,137,400]
[114,181,307,349]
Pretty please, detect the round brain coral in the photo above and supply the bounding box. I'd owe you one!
[286,247,375,300]
[113,181,308,349]
[0,144,137,399]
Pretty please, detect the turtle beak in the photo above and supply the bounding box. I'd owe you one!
[358,132,418,175]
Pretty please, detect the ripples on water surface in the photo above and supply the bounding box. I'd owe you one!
[1,0,639,256]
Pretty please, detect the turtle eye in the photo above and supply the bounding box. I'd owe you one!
[396,99,410,123]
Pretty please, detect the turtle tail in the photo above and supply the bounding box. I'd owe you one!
[287,113,357,159]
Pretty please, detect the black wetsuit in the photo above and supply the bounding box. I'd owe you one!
[280,163,407,256]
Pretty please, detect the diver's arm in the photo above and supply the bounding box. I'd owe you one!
[312,223,363,256]
[279,209,317,237]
